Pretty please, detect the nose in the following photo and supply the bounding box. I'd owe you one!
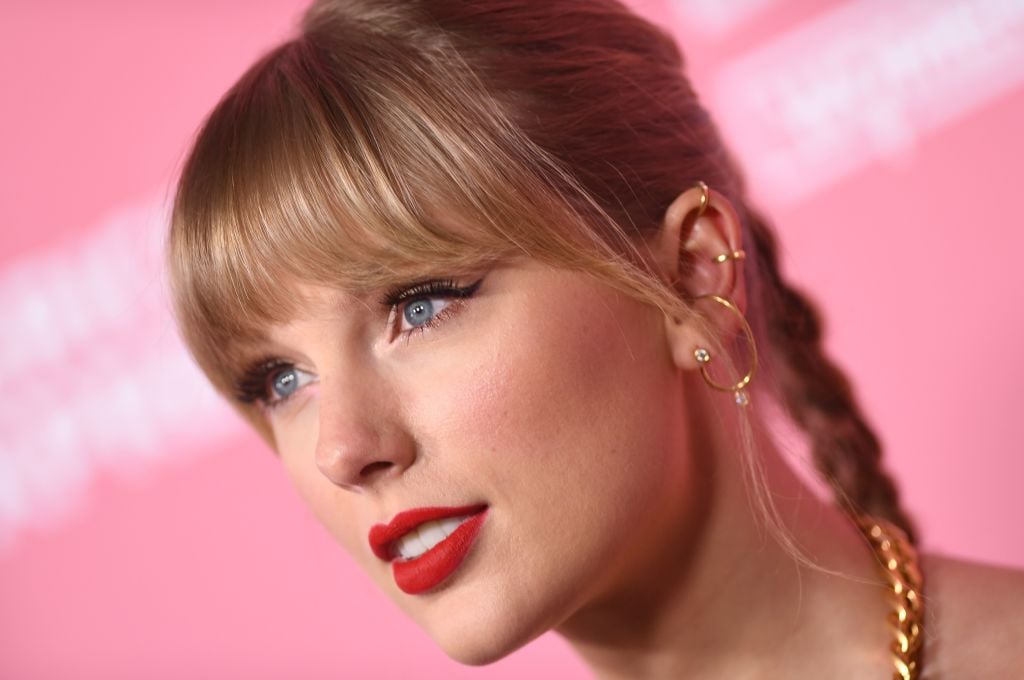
[314,374,417,493]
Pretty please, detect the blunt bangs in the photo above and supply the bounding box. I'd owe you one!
[167,28,601,400]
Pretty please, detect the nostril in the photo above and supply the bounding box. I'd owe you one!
[360,460,393,478]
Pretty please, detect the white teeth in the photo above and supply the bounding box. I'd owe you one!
[394,515,472,561]
[417,522,448,551]
[438,517,464,535]
[408,532,430,555]
[397,539,418,561]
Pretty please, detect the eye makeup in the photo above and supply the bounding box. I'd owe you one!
[381,277,485,342]
[230,276,486,409]
[233,357,295,407]
[379,277,484,311]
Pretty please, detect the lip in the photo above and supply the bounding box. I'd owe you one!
[368,504,489,595]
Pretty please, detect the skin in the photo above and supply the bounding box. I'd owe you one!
[242,187,1024,678]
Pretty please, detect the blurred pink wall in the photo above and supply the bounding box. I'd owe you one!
[2,1,1022,677]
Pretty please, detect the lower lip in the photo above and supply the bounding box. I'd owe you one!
[392,508,489,595]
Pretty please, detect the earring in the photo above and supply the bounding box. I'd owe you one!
[691,182,745,265]
[713,249,746,264]
[692,181,710,218]
[692,294,758,406]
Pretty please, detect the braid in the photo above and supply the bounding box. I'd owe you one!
[743,205,919,543]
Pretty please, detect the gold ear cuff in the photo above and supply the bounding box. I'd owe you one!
[690,181,746,265]
[693,180,710,217]
[713,250,746,264]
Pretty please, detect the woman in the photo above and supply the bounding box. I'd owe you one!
[166,0,1024,677]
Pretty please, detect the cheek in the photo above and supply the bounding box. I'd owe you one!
[523,296,679,492]
[407,273,682,518]
[504,284,675,457]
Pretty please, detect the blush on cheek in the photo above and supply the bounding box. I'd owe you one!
[466,274,666,464]
[423,338,522,454]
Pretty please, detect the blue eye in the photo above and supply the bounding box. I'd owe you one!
[267,366,316,405]
[403,297,445,329]
[271,368,300,399]
[383,277,485,338]
[234,360,317,410]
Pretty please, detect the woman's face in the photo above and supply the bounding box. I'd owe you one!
[252,258,702,664]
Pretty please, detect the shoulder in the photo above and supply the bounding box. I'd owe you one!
[920,553,1024,678]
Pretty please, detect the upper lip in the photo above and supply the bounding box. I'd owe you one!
[368,503,488,561]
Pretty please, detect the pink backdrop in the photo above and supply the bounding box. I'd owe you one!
[3,1,1023,677]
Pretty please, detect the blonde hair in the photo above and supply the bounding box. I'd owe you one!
[167,0,916,541]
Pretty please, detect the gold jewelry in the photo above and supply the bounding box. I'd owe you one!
[854,515,925,680]
[692,182,743,267]
[692,294,757,406]
[713,249,746,264]
[693,180,710,217]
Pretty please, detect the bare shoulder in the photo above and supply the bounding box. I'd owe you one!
[920,553,1024,679]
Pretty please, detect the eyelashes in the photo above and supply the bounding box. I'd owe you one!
[233,358,291,407]
[381,277,484,342]
[232,276,485,410]
[380,277,476,307]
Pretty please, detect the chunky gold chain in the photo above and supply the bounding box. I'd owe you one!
[854,516,925,680]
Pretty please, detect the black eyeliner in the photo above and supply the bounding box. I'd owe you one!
[233,277,486,404]
[380,277,484,307]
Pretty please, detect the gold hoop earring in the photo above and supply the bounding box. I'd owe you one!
[692,294,758,406]
[693,181,710,218]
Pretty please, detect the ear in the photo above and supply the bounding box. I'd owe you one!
[652,184,748,371]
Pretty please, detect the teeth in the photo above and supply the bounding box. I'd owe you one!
[394,515,472,561]
[407,532,430,556]
[418,521,448,550]
[438,517,464,535]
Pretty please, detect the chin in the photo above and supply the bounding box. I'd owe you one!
[426,610,537,667]
[439,636,522,667]
[415,589,555,667]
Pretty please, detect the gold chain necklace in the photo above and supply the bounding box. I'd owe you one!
[854,515,925,680]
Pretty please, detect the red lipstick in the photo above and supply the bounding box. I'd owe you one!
[369,504,488,595]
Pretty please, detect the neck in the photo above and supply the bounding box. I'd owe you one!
[554,384,893,679]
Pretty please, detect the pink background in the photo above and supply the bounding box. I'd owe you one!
[2,1,1023,678]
